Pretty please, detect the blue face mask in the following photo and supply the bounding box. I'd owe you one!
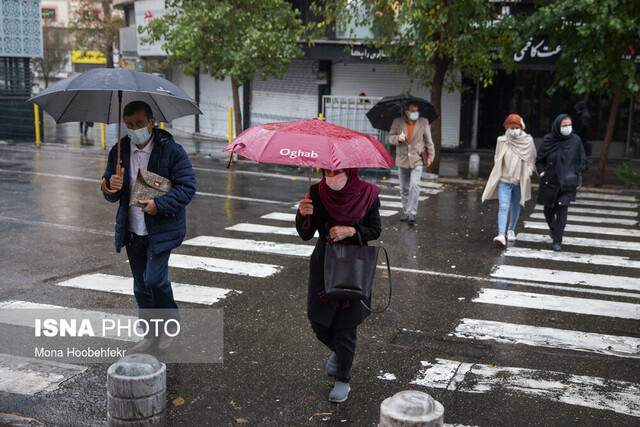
[127,126,151,146]
[408,111,420,121]
[560,126,572,136]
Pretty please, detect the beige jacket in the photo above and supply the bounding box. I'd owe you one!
[388,116,435,169]
[481,136,534,207]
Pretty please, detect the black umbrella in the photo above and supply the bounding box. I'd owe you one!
[28,68,202,194]
[366,94,438,131]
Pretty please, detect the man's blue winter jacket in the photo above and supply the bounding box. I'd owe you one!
[101,128,196,255]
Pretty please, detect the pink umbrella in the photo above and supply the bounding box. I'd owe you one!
[222,119,394,170]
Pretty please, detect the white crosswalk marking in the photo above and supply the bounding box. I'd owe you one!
[534,205,638,217]
[577,192,637,202]
[0,300,138,342]
[56,273,239,305]
[183,235,313,257]
[392,186,442,195]
[0,354,86,395]
[226,223,306,236]
[529,212,638,226]
[453,318,640,358]
[516,233,640,251]
[411,358,640,417]
[524,221,640,238]
[380,200,406,209]
[169,254,281,278]
[571,199,638,209]
[491,265,640,291]
[379,194,428,201]
[503,247,640,269]
[473,288,640,319]
[383,177,444,190]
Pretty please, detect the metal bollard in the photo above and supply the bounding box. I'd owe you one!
[107,354,166,426]
[468,153,480,180]
[379,390,444,427]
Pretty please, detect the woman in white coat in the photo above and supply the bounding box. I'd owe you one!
[481,114,537,246]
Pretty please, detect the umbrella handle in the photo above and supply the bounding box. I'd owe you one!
[101,177,118,194]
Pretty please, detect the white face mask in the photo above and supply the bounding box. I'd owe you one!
[508,129,522,137]
[408,111,420,121]
[325,173,348,191]
[127,126,152,146]
[560,125,572,136]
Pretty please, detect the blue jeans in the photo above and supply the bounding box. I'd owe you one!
[125,233,179,323]
[497,181,521,235]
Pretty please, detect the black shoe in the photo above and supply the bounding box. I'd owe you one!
[129,338,157,354]
[399,214,409,222]
[553,242,562,252]
[408,214,416,223]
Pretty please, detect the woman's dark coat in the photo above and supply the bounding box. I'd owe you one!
[536,114,588,207]
[295,183,382,329]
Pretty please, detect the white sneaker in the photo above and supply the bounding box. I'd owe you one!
[507,230,516,241]
[493,234,506,247]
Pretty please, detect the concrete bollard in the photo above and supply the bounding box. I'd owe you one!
[468,153,480,180]
[107,354,166,426]
[379,390,444,427]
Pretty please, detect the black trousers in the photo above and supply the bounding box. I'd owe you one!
[310,320,357,383]
[544,204,569,244]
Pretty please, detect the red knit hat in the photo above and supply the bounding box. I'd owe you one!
[503,114,524,129]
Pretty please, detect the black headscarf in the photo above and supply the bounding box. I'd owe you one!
[536,114,589,190]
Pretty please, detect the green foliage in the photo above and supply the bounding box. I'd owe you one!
[521,0,640,97]
[143,0,305,82]
[616,162,640,188]
[309,0,519,91]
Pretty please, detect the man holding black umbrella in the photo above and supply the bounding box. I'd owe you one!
[102,101,197,353]
[388,103,435,223]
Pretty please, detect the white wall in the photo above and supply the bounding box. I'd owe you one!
[331,62,461,148]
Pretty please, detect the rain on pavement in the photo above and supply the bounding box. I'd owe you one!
[0,139,638,426]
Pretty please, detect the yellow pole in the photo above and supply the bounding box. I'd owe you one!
[101,123,106,149]
[228,107,233,165]
[161,122,165,130]
[34,104,41,147]
[318,113,323,121]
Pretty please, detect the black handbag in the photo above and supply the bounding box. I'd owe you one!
[323,235,392,313]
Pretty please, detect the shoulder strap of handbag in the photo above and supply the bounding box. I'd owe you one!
[360,246,392,314]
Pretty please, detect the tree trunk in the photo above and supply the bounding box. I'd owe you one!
[103,0,114,68]
[594,87,623,187]
[44,74,49,88]
[427,54,450,175]
[231,77,243,137]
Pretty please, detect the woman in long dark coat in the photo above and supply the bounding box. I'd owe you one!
[536,114,588,251]
[296,168,381,403]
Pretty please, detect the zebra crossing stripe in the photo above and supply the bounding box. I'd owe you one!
[411,358,640,417]
[381,200,406,209]
[473,288,640,319]
[169,254,281,278]
[503,247,640,269]
[183,235,313,257]
[577,192,637,202]
[379,194,429,201]
[290,205,398,217]
[516,233,640,251]
[491,265,640,291]
[534,205,638,217]
[0,354,86,395]
[393,186,442,195]
[56,273,239,305]
[0,300,138,342]
[571,199,638,209]
[529,213,638,226]
[262,212,299,222]
[524,221,640,238]
[453,318,640,358]
[226,223,310,237]
[383,178,444,189]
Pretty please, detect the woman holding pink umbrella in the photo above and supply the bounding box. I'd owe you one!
[296,168,382,403]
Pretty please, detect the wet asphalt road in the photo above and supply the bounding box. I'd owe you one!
[0,142,639,426]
